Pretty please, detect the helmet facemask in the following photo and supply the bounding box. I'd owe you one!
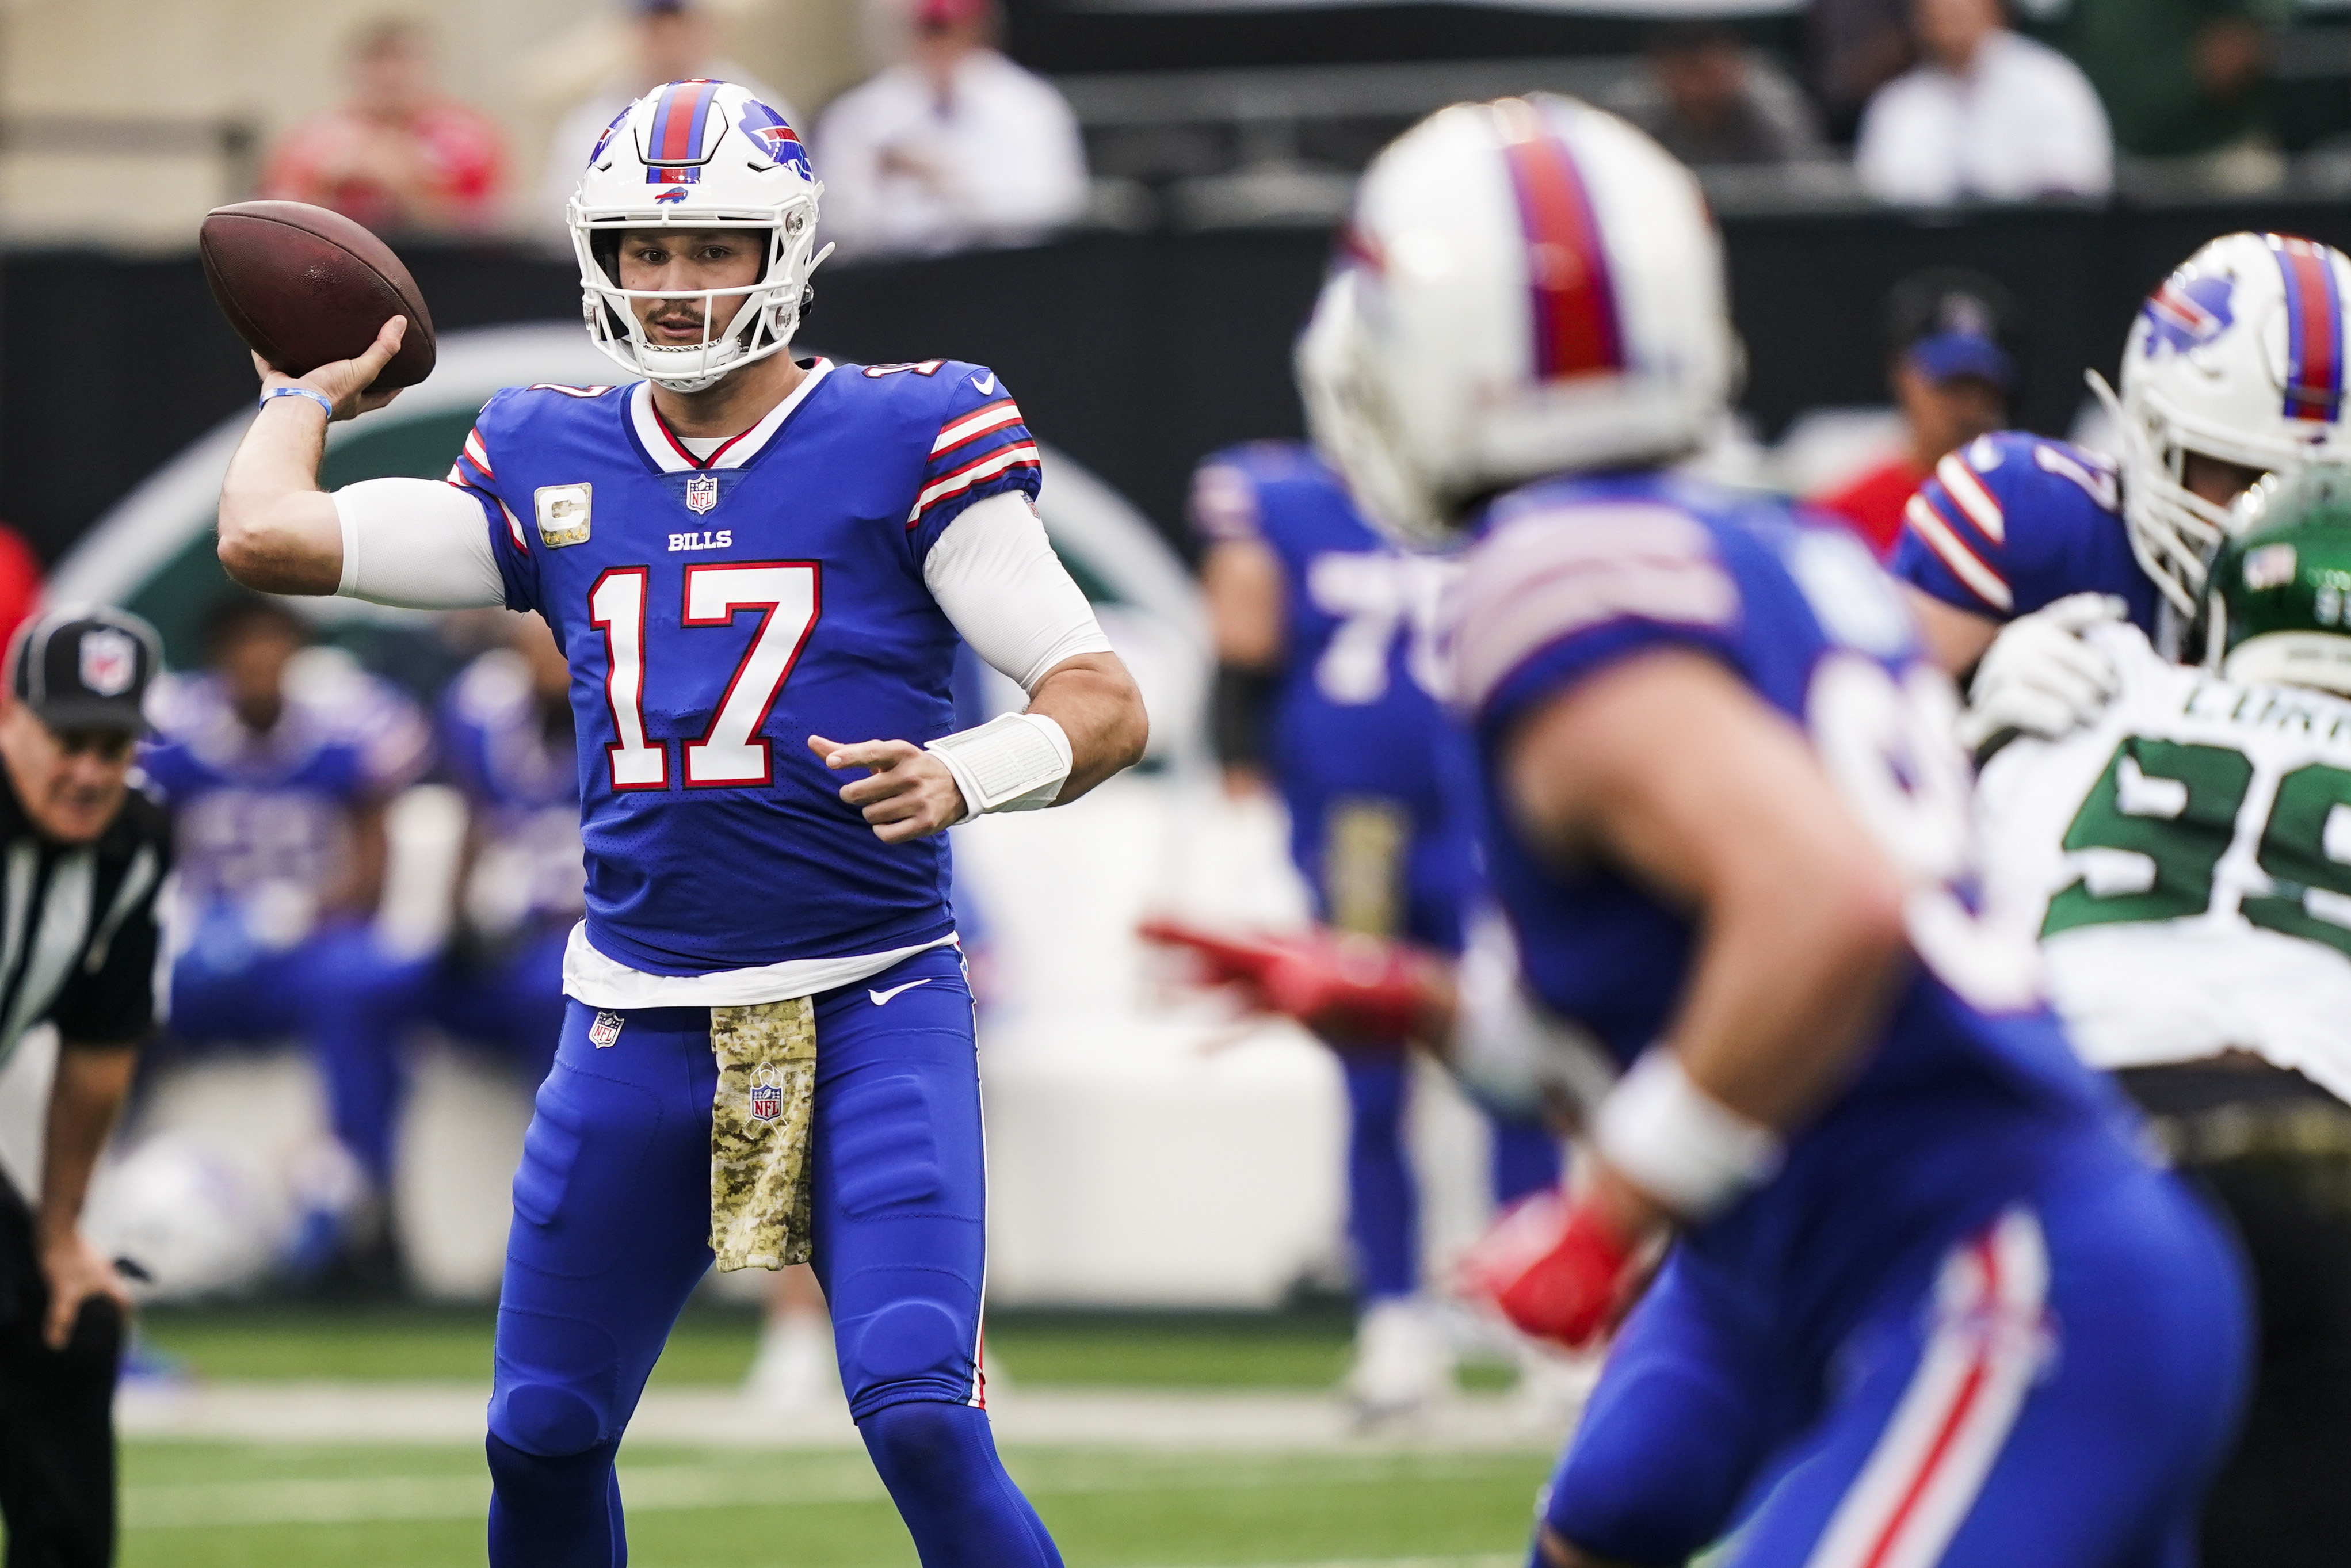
[2090,368,2239,617]
[570,203,829,394]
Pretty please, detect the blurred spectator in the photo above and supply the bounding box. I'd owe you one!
[429,615,579,1088]
[814,0,1087,260]
[537,0,792,242]
[261,18,505,235]
[1605,24,1826,167]
[2055,0,2281,162]
[1807,0,1916,142]
[143,597,434,1278]
[1814,267,2018,558]
[1855,0,2112,204]
[0,525,40,654]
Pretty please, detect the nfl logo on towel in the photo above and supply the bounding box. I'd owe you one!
[750,1073,783,1122]
[685,473,719,514]
[589,1011,625,1048]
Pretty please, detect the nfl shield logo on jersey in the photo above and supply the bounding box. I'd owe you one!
[77,628,137,696]
[589,1010,625,1048]
[685,473,720,514]
[749,1071,783,1122]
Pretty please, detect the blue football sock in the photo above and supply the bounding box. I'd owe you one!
[859,1401,1062,1567]
[487,1432,624,1567]
[1342,1054,1420,1299]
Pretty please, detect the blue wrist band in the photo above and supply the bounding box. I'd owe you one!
[261,386,336,421]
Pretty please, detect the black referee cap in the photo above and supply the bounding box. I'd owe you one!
[7,606,162,735]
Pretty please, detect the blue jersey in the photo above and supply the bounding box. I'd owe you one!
[1192,442,1476,946]
[440,650,585,937]
[450,359,1040,975]
[143,665,432,921]
[1889,432,2161,634]
[1453,472,2120,1365]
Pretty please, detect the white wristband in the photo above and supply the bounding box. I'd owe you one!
[1591,1049,1784,1220]
[926,712,1073,823]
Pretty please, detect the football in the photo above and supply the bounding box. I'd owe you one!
[198,200,437,390]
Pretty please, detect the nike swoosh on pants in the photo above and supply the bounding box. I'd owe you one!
[868,979,933,1005]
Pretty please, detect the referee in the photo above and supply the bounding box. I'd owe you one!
[0,606,170,1568]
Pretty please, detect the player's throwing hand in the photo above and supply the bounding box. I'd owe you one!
[254,314,410,422]
[810,735,968,842]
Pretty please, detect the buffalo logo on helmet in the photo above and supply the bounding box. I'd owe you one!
[589,105,632,168]
[2145,276,2235,356]
[589,1010,625,1048]
[77,627,138,697]
[685,473,720,514]
[736,101,812,177]
[655,185,692,205]
[749,1071,783,1123]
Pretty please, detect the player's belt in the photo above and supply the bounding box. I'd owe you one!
[709,997,818,1271]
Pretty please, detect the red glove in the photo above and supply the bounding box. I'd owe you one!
[1139,918,1435,1042]
[1457,1187,1644,1350]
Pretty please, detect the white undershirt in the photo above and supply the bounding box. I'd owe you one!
[333,474,1112,1005]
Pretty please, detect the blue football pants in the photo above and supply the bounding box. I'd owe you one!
[486,944,1058,1567]
[1341,1055,1562,1302]
[169,920,433,1186]
[1540,1143,2249,1568]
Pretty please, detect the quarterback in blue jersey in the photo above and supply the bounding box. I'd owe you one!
[1303,96,2246,1567]
[1892,232,2351,681]
[144,596,434,1241]
[212,79,1146,1568]
[1192,439,1559,1413]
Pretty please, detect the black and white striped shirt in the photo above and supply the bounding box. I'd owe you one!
[0,771,170,1068]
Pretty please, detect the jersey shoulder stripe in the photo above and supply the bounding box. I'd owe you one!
[907,439,1040,527]
[1189,455,1264,544]
[1455,502,1738,714]
[1904,490,2012,611]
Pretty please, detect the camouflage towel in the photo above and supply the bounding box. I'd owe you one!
[709,997,818,1272]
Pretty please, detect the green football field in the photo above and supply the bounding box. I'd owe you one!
[104,1308,1556,1568]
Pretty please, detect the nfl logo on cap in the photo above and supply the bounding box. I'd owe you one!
[78,628,137,697]
[589,1010,625,1048]
[749,1071,783,1122]
[685,473,719,514]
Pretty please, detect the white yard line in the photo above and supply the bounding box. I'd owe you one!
[120,1380,1583,1454]
[127,1451,1551,1531]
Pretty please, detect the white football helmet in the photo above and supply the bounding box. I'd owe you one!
[2093,231,2351,615]
[1299,95,1736,550]
[567,79,831,394]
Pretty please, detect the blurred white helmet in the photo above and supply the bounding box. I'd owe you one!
[81,1133,287,1302]
[2093,232,2351,615]
[1299,95,1736,550]
[567,79,831,394]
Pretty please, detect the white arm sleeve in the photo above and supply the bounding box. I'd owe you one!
[333,478,509,610]
[923,490,1114,693]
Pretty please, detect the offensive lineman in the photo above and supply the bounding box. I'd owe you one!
[1306,96,2246,1565]
[213,79,1147,1566]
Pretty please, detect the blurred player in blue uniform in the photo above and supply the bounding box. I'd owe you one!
[1300,96,2247,1566]
[212,78,1147,1568]
[1894,234,2351,1567]
[1891,232,2351,684]
[143,595,433,1266]
[432,614,581,1086]
[1192,440,1558,1416]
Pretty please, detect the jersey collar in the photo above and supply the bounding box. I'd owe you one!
[628,358,834,475]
